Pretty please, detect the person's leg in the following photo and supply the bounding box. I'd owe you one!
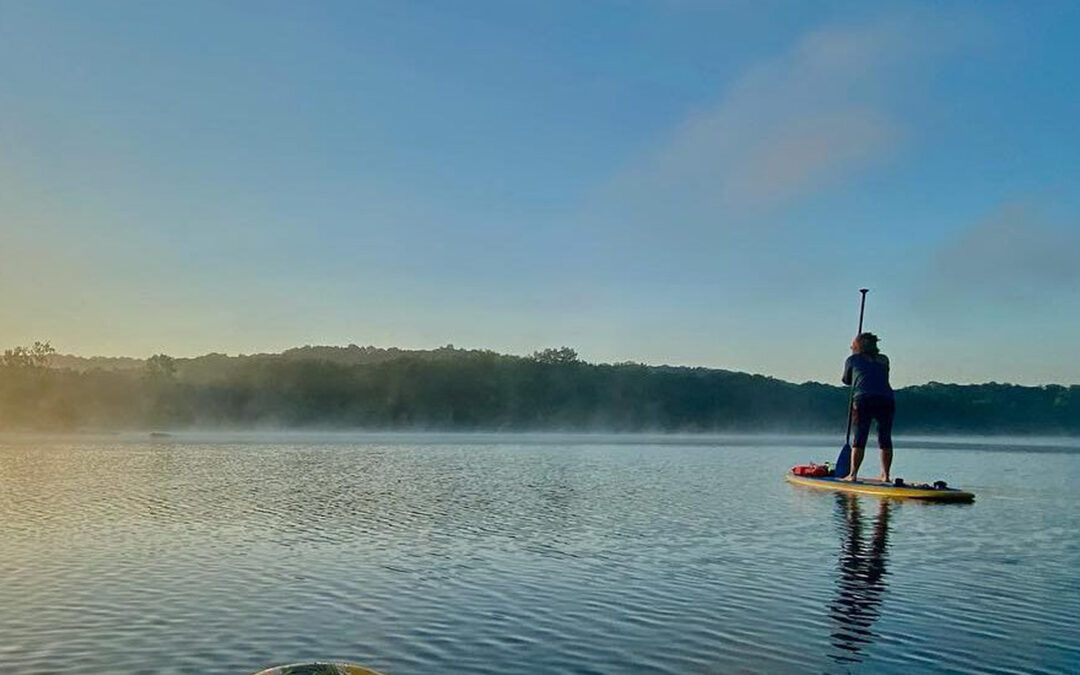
[845,398,871,481]
[846,446,865,482]
[877,398,895,482]
[879,448,893,483]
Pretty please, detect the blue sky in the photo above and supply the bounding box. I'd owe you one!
[1,1,1078,386]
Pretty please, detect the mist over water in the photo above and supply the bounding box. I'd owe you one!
[6,345,1078,435]
[1,433,1077,674]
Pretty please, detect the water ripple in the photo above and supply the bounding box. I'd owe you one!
[1,435,1078,673]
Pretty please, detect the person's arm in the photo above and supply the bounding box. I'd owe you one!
[842,355,853,385]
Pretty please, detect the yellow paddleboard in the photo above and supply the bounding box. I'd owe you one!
[786,473,974,502]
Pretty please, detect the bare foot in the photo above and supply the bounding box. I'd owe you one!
[878,473,890,483]
[841,474,858,482]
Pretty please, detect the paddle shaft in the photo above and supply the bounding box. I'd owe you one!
[844,289,870,445]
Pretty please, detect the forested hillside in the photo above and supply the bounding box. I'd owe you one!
[2,343,1077,434]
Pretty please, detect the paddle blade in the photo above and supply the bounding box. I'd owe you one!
[835,444,851,478]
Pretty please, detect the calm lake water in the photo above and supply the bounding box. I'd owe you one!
[1,433,1078,674]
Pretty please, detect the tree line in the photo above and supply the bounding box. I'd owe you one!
[1,342,1077,434]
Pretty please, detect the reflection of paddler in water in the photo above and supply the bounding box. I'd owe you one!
[829,493,891,665]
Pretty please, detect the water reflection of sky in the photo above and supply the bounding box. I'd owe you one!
[1,435,1078,674]
[829,494,891,664]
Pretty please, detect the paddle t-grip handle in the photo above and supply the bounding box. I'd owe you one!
[856,288,869,335]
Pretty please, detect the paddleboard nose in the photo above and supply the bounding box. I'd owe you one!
[254,663,384,675]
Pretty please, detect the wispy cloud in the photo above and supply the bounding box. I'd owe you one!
[583,16,938,234]
[926,203,1080,303]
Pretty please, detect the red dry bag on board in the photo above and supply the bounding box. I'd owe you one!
[791,463,831,477]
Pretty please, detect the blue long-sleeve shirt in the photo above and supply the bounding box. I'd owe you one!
[842,353,894,400]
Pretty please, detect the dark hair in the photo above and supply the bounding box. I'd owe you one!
[855,332,880,355]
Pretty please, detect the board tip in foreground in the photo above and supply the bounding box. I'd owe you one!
[254,663,384,675]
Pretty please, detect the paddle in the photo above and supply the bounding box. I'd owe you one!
[835,288,869,478]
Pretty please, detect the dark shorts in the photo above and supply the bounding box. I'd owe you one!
[853,395,895,450]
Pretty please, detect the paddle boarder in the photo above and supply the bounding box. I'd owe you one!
[841,332,895,482]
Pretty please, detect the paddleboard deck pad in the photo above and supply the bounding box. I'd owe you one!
[786,473,975,502]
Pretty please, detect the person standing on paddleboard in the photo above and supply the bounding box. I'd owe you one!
[841,333,895,482]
